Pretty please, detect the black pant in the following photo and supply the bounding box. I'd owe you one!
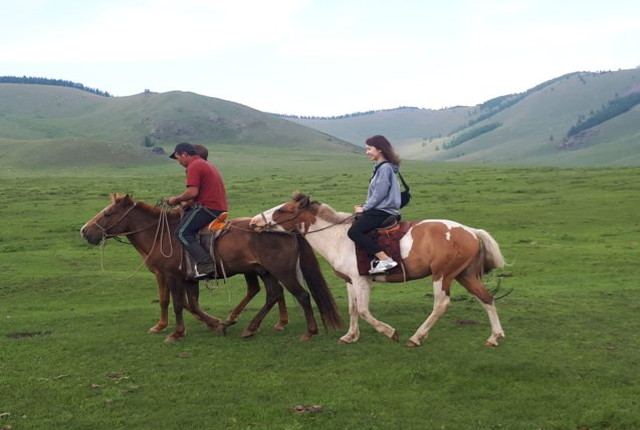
[347,210,392,255]
[175,205,223,262]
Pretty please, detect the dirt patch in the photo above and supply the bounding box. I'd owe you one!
[6,331,51,339]
[455,319,478,326]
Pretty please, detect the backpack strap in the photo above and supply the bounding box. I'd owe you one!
[397,171,410,192]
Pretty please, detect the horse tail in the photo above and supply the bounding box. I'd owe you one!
[472,228,505,273]
[296,235,344,330]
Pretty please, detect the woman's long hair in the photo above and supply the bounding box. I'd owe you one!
[366,135,400,165]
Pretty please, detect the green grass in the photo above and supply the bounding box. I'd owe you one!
[1,152,640,429]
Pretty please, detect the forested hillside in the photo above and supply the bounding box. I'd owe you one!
[289,69,640,166]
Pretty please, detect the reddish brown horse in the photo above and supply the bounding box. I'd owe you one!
[80,194,343,342]
[251,193,506,347]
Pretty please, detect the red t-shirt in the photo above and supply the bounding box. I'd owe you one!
[185,157,228,211]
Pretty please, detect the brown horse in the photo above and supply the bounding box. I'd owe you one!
[251,192,506,347]
[80,194,343,342]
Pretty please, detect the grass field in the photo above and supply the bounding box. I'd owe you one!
[1,149,640,429]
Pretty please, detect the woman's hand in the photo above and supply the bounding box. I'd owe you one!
[354,205,364,214]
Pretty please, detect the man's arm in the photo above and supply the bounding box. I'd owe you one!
[167,186,199,206]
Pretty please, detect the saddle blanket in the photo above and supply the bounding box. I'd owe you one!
[356,221,412,276]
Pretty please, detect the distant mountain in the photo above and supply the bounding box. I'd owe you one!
[0,84,359,168]
[287,69,640,166]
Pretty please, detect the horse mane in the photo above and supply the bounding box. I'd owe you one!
[113,194,182,219]
[292,191,353,224]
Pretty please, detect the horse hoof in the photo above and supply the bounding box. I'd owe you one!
[242,329,256,338]
[273,322,287,331]
[164,334,183,343]
[299,333,313,342]
[149,327,166,334]
[390,330,399,342]
[212,323,227,336]
[405,339,419,347]
[485,340,499,347]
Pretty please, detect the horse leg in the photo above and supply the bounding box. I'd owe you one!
[273,290,288,331]
[184,281,226,335]
[183,282,204,322]
[456,274,505,346]
[350,278,398,342]
[269,270,318,342]
[406,276,452,347]
[339,282,361,344]
[149,273,169,333]
[241,274,284,338]
[225,273,261,327]
[164,279,187,343]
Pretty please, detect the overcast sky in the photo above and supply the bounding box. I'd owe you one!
[2,0,639,116]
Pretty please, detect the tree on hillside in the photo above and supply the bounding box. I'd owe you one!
[567,92,640,138]
[0,76,112,97]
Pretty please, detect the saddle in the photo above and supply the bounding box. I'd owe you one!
[375,214,401,233]
[208,212,228,231]
[355,218,412,276]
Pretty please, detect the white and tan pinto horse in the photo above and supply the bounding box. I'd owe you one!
[250,193,506,347]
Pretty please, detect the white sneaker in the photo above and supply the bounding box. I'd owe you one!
[368,259,398,274]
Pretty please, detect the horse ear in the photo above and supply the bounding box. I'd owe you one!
[299,195,310,207]
[123,194,134,204]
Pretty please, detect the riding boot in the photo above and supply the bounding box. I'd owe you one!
[183,243,216,280]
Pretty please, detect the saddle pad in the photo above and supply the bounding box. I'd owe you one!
[356,221,412,276]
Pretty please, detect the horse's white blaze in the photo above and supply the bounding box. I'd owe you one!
[80,202,113,236]
[253,204,285,231]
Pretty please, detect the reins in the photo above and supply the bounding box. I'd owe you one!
[98,201,176,279]
[257,210,356,236]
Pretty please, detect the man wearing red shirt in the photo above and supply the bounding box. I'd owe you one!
[166,142,228,279]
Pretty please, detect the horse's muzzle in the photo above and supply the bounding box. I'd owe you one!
[80,226,102,245]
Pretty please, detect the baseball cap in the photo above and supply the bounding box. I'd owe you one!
[169,142,196,159]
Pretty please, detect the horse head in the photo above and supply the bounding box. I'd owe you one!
[80,193,137,245]
[250,192,314,233]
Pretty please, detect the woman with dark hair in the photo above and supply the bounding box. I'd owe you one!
[347,135,401,274]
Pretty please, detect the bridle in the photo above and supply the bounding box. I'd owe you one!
[94,202,144,239]
[95,201,176,279]
[256,206,355,236]
[94,202,172,257]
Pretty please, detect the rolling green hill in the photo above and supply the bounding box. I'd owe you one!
[3,69,639,168]
[288,69,640,166]
[0,84,358,169]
